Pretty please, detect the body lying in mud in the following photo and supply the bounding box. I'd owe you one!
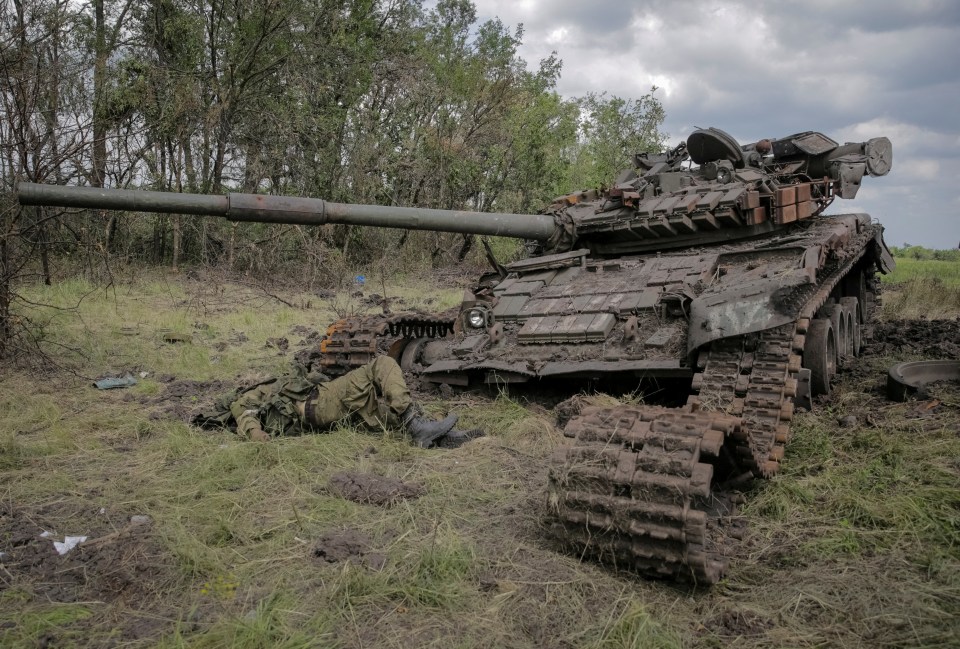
[193,356,484,449]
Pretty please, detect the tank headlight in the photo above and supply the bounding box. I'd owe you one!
[467,309,487,328]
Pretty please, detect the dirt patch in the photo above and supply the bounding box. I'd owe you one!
[0,503,175,605]
[327,471,425,506]
[313,529,386,569]
[554,395,586,428]
[701,609,773,638]
[0,502,182,642]
[265,336,289,351]
[142,378,229,423]
[162,379,227,400]
[869,318,960,359]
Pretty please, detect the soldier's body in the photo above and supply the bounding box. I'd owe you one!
[225,356,479,448]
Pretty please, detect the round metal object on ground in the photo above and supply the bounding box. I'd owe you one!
[803,318,836,396]
[887,360,960,401]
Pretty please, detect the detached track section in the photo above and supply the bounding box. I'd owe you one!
[547,325,800,584]
[690,323,802,479]
[547,406,741,584]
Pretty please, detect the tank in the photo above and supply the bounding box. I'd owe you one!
[17,126,895,584]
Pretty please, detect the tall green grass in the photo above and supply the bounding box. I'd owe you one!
[884,257,960,286]
[881,257,960,319]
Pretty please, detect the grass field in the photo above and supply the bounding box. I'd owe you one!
[1,260,958,648]
[881,257,960,319]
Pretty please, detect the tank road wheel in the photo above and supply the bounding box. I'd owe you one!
[821,304,850,361]
[839,297,862,356]
[803,318,836,396]
[843,307,856,358]
[842,269,868,321]
[399,337,431,372]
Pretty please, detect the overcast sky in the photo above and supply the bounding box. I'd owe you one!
[470,0,960,249]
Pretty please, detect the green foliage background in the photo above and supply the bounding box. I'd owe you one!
[1,0,667,279]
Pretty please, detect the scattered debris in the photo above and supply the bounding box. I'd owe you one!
[837,414,858,428]
[94,375,138,390]
[52,535,88,555]
[266,336,289,351]
[162,333,192,344]
[700,609,773,638]
[555,395,586,430]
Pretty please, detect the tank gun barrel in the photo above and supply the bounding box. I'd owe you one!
[16,182,557,241]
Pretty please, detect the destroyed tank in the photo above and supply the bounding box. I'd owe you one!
[18,127,895,584]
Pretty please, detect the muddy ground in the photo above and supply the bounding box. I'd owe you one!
[2,316,958,647]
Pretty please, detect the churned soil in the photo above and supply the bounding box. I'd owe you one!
[327,471,426,506]
[0,502,180,642]
[312,529,387,570]
[869,318,960,359]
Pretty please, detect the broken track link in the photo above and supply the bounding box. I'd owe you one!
[547,405,741,585]
[319,314,456,375]
[689,323,801,479]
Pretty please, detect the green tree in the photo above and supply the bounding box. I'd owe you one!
[0,0,88,355]
[569,90,666,190]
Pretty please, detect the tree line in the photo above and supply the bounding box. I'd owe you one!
[0,0,666,356]
[889,245,960,262]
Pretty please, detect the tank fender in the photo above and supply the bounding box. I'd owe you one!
[687,273,810,353]
[872,229,896,274]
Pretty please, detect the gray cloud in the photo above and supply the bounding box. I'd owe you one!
[472,0,960,247]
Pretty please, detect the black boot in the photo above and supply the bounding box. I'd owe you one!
[436,428,485,449]
[401,404,458,447]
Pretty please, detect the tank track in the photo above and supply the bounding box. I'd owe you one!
[319,313,455,375]
[547,406,741,584]
[547,324,798,584]
[689,323,801,479]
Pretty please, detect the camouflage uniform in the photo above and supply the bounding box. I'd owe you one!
[230,356,412,439]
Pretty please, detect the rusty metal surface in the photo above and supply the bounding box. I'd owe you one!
[887,360,960,401]
[548,405,740,584]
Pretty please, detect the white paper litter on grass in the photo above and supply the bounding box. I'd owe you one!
[53,536,88,555]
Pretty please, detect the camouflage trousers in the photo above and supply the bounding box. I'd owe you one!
[305,356,412,429]
[229,356,412,439]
